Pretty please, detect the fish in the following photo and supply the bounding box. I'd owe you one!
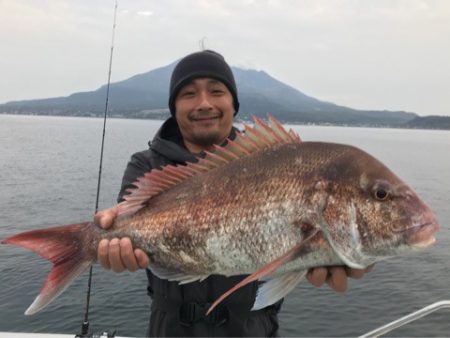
[2,115,439,316]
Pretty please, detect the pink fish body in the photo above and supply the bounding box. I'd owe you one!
[2,116,439,315]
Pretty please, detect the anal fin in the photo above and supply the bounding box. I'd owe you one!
[206,228,319,315]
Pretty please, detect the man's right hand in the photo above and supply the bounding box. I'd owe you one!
[94,205,149,272]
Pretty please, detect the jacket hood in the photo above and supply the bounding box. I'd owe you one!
[150,117,197,164]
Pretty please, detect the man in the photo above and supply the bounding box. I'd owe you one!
[95,50,372,336]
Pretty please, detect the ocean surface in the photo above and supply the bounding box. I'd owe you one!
[0,114,449,337]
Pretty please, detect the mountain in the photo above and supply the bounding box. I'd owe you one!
[403,115,450,129]
[0,61,439,128]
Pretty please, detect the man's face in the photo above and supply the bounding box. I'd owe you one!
[174,78,235,152]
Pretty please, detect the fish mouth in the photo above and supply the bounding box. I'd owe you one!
[403,221,439,248]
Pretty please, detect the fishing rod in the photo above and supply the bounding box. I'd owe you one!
[76,0,118,337]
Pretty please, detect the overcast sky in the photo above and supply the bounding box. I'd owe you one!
[1,0,449,116]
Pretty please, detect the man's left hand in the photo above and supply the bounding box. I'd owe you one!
[306,265,374,292]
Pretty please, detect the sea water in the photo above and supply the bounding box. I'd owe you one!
[0,115,449,337]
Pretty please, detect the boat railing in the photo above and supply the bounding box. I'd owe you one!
[359,300,450,337]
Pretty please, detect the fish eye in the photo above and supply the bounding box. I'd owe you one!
[374,188,389,201]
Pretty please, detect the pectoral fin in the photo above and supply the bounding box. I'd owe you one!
[206,228,319,315]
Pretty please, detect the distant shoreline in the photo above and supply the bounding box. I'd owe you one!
[2,112,450,131]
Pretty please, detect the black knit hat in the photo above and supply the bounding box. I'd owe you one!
[168,50,239,116]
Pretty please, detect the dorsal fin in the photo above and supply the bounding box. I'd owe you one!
[117,115,301,217]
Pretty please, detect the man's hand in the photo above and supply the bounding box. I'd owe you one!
[94,205,149,272]
[306,265,374,292]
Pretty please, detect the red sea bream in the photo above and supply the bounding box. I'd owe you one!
[2,116,439,315]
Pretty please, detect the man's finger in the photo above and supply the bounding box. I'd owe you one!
[94,205,119,229]
[97,239,111,270]
[306,267,328,287]
[93,212,103,227]
[109,238,125,273]
[120,238,139,272]
[346,267,366,279]
[135,249,150,269]
[94,211,112,229]
[365,264,374,273]
[327,266,347,292]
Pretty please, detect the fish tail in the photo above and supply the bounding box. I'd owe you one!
[1,222,95,315]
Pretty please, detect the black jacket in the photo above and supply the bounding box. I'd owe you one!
[118,117,280,337]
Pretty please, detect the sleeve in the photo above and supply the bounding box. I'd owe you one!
[117,150,153,203]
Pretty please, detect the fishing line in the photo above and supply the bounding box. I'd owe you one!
[78,0,118,337]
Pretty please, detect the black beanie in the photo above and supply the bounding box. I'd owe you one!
[168,50,240,116]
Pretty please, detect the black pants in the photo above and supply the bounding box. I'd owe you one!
[147,301,279,337]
